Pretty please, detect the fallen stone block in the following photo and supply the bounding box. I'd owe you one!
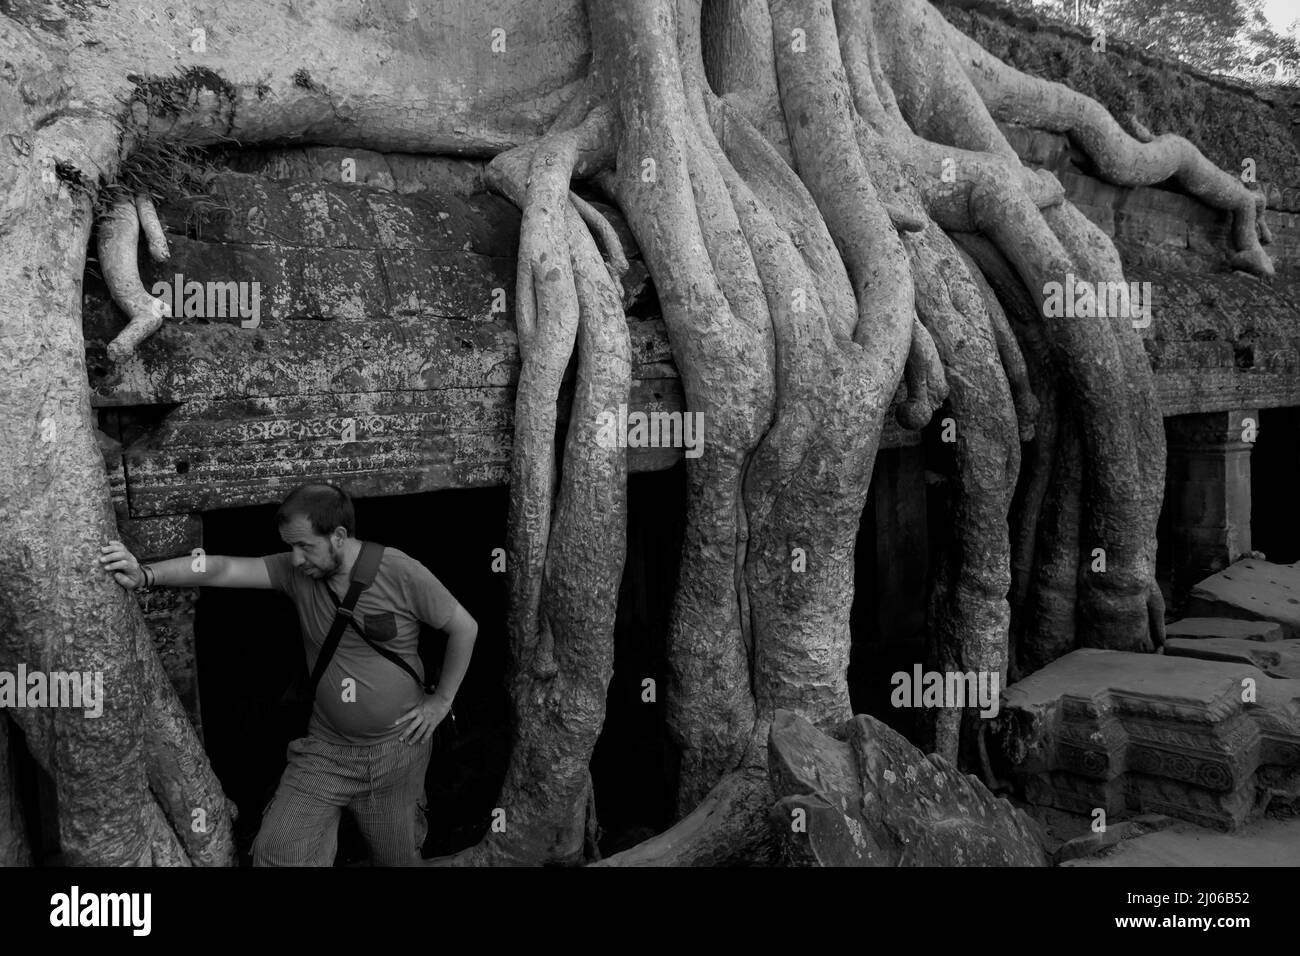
[992,648,1300,831]
[1165,637,1300,679]
[768,709,1046,866]
[1184,559,1300,640]
[1165,618,1283,642]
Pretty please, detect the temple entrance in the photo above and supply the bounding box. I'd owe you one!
[194,469,689,862]
[1252,406,1300,565]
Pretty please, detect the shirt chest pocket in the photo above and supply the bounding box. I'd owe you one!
[360,610,399,644]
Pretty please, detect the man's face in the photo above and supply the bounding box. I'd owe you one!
[279,514,343,579]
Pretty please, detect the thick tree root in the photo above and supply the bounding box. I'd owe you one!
[592,0,776,814]
[936,10,1273,276]
[908,226,1018,760]
[594,763,773,866]
[471,111,630,860]
[140,624,237,866]
[100,195,171,361]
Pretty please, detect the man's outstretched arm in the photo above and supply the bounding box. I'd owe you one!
[99,540,273,590]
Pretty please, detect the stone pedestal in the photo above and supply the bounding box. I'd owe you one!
[993,648,1300,830]
[1164,410,1256,599]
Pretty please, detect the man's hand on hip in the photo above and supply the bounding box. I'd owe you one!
[394,693,452,745]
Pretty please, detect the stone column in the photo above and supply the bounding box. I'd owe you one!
[1164,409,1256,599]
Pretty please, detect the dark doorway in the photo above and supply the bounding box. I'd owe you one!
[849,443,931,745]
[1251,406,1300,565]
[590,464,686,855]
[196,485,512,863]
[196,468,689,863]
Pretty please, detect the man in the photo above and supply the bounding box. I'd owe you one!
[98,481,478,866]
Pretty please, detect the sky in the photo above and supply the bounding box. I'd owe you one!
[1262,0,1299,30]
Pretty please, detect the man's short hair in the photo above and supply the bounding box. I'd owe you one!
[276,482,355,538]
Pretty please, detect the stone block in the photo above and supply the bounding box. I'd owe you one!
[380,249,515,320]
[1185,559,1300,640]
[993,648,1300,830]
[1165,638,1300,679]
[1165,618,1284,642]
[116,513,203,562]
[769,710,1046,866]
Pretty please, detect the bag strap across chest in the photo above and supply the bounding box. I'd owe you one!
[316,546,433,694]
[306,540,385,700]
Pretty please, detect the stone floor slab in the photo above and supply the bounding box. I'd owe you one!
[1185,559,1300,639]
[1164,618,1284,642]
[1165,637,1300,679]
[1062,816,1300,866]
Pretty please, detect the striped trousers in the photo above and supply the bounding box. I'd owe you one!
[253,733,433,867]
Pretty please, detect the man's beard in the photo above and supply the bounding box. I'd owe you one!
[307,542,342,578]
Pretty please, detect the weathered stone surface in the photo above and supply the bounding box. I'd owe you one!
[1165,638,1300,680]
[115,513,204,563]
[1185,559,1300,640]
[1062,816,1300,867]
[88,314,669,405]
[993,648,1300,830]
[221,147,487,198]
[116,378,688,516]
[82,145,1300,527]
[1051,814,1176,865]
[768,710,1046,866]
[1165,618,1284,642]
[160,170,520,258]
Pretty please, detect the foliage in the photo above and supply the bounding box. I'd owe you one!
[996,0,1300,83]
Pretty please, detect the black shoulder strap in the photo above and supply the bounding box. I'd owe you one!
[306,541,385,701]
[319,556,434,694]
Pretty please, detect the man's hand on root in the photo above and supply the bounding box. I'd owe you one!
[395,693,452,745]
[99,540,147,590]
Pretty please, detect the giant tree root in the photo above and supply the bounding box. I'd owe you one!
[595,764,774,866]
[937,12,1272,276]
[440,0,1254,865]
[99,194,171,361]
[0,93,233,863]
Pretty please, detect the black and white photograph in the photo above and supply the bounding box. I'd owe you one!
[0,0,1296,935]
